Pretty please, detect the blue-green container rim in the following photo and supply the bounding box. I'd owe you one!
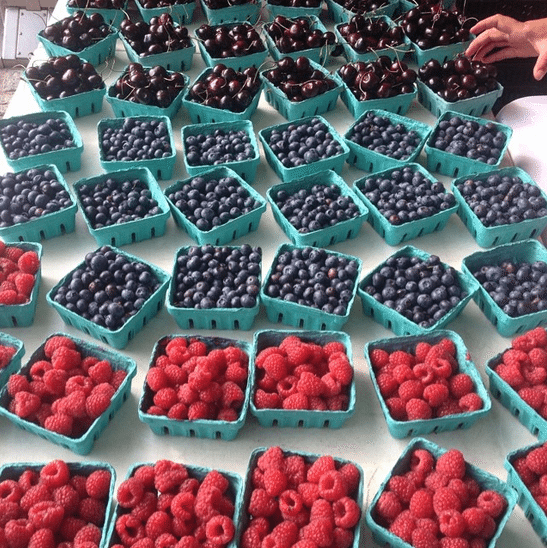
[265,0,323,19]
[266,170,369,247]
[73,166,171,247]
[366,437,517,548]
[134,0,196,23]
[358,244,479,336]
[461,239,547,337]
[138,334,252,439]
[325,0,398,23]
[0,332,136,454]
[0,332,25,388]
[164,166,267,245]
[182,119,260,183]
[363,329,492,439]
[411,34,475,66]
[249,329,356,428]
[260,242,362,331]
[352,162,457,245]
[452,166,547,248]
[199,0,260,24]
[66,1,128,26]
[0,110,84,173]
[46,247,170,349]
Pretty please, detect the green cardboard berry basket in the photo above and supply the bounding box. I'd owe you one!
[199,0,260,24]
[260,59,342,121]
[264,15,335,65]
[0,242,42,328]
[166,244,261,330]
[37,27,118,67]
[0,164,77,243]
[73,167,171,247]
[352,162,457,245]
[0,110,84,173]
[265,0,323,19]
[0,332,24,387]
[505,441,547,544]
[344,109,432,172]
[249,329,356,428]
[164,166,267,245]
[97,115,176,180]
[486,344,547,440]
[452,166,547,248]
[411,34,475,66]
[182,120,260,183]
[0,332,136,454]
[46,247,170,349]
[258,115,349,182]
[461,239,547,337]
[325,0,398,23]
[135,0,196,23]
[425,110,513,177]
[182,67,262,124]
[66,1,128,26]
[364,330,491,439]
[417,79,504,118]
[260,242,362,331]
[119,33,195,71]
[358,244,479,336]
[138,334,252,439]
[366,437,517,548]
[106,69,189,119]
[267,171,369,247]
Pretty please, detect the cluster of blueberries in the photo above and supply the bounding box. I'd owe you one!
[361,253,467,327]
[100,118,172,162]
[455,173,547,227]
[347,112,423,160]
[184,127,255,167]
[0,167,73,228]
[167,174,260,232]
[77,177,163,229]
[431,116,506,164]
[265,117,345,168]
[472,259,547,317]
[171,244,262,310]
[273,183,361,233]
[0,117,76,159]
[356,165,456,225]
[51,246,161,330]
[264,246,360,316]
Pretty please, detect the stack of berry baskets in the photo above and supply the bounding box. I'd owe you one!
[364,330,491,439]
[0,333,137,454]
[357,244,479,337]
[134,0,197,24]
[0,331,24,387]
[199,0,260,25]
[249,329,356,428]
[0,242,42,328]
[366,437,517,548]
[237,446,364,548]
[105,460,243,548]
[461,239,547,337]
[325,0,398,24]
[138,334,252,439]
[485,326,547,439]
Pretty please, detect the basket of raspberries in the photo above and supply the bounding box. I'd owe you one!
[0,331,24,386]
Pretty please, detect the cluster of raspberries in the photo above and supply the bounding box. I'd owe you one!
[368,336,483,422]
[492,327,547,418]
[112,460,236,548]
[253,335,353,411]
[144,336,249,421]
[5,335,127,437]
[511,440,547,514]
[0,242,40,305]
[241,446,362,548]
[0,459,112,548]
[0,343,17,370]
[373,447,508,547]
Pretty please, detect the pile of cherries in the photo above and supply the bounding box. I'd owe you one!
[137,0,193,8]
[332,0,389,14]
[338,57,417,101]
[265,15,336,54]
[401,5,472,49]
[67,0,124,8]
[119,13,192,58]
[195,22,265,59]
[418,55,499,102]
[263,56,337,102]
[202,0,255,8]
[109,63,187,108]
[337,14,405,54]
[25,54,104,101]
[187,64,261,112]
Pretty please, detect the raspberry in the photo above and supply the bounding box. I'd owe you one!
[527,327,547,348]
[328,356,353,386]
[13,391,41,418]
[40,460,70,489]
[376,373,398,398]
[0,289,19,304]
[282,455,307,488]
[3,246,24,261]
[7,374,31,396]
[53,484,80,514]
[144,510,172,539]
[74,523,103,546]
[296,372,324,397]
[386,397,406,421]
[436,449,466,480]
[117,477,145,508]
[438,509,466,538]
[248,488,278,517]
[4,518,35,548]
[476,490,507,518]
[20,483,51,512]
[369,348,390,370]
[282,392,308,409]
[423,383,450,408]
[415,342,433,363]
[449,374,474,399]
[406,398,432,420]
[317,470,347,501]
[332,496,360,528]
[307,456,335,484]
[263,468,288,498]
[29,528,55,548]
[115,513,146,546]
[59,391,87,418]
[389,350,414,368]
[439,538,470,548]
[221,381,245,410]
[398,380,423,402]
[432,487,462,515]
[388,475,416,504]
[458,393,483,412]
[409,489,434,519]
[529,347,547,369]
[28,500,65,530]
[205,514,235,545]
[525,445,547,475]
[462,506,487,535]
[392,364,415,385]
[301,518,333,548]
[13,272,35,298]
[375,490,403,522]
[262,354,289,382]
[389,511,416,543]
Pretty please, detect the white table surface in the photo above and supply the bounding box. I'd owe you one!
[0,4,544,547]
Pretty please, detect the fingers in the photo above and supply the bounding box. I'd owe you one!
[465,28,512,60]
[534,51,547,80]
[469,14,519,36]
